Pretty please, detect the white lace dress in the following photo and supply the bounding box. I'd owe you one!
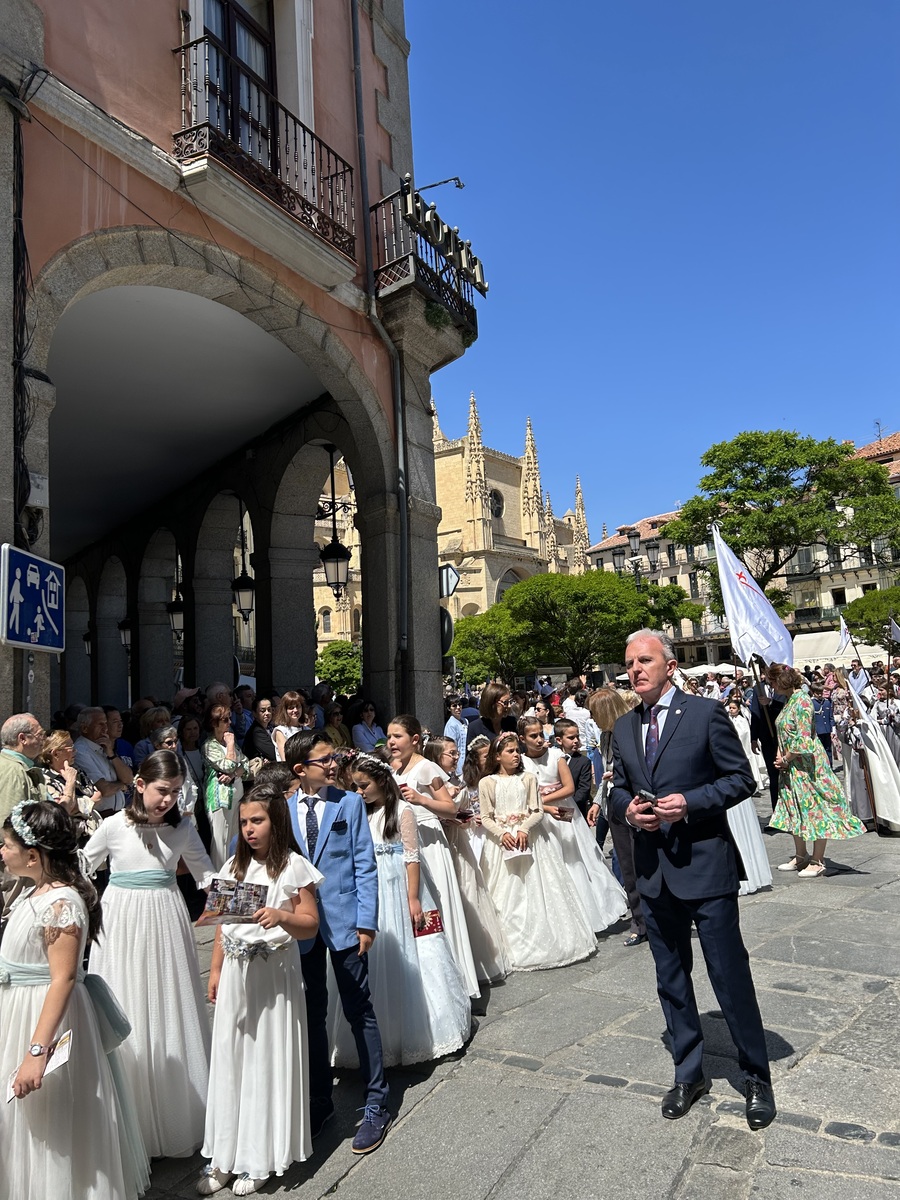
[393,758,481,998]
[330,802,472,1066]
[203,852,323,1180]
[0,886,150,1200]
[81,812,215,1158]
[478,773,596,970]
[522,749,628,933]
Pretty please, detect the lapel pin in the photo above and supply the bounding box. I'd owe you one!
[675,709,681,715]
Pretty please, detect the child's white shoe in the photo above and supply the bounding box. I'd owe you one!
[196,1166,233,1195]
[233,1174,269,1196]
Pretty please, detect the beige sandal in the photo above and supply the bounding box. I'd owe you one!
[776,856,809,872]
[797,861,826,878]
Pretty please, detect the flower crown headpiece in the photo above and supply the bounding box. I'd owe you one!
[354,751,389,774]
[9,801,38,847]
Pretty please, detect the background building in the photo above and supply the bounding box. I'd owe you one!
[590,433,900,668]
[434,393,589,622]
[310,392,590,650]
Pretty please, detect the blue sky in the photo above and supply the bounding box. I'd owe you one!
[405,1,900,543]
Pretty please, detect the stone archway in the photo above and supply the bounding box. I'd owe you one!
[25,226,448,725]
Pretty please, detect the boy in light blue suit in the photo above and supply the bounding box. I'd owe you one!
[285,730,391,1155]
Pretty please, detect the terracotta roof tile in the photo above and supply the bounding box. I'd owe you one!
[588,511,680,554]
[854,432,900,459]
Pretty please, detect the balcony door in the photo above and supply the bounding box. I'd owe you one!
[204,0,276,170]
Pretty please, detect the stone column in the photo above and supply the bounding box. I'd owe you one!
[356,497,400,719]
[96,616,129,710]
[269,545,319,694]
[137,597,175,703]
[378,288,469,733]
[192,575,236,690]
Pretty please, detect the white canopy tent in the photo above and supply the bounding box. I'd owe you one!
[791,632,887,669]
[680,662,737,678]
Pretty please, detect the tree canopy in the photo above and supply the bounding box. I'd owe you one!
[663,431,900,614]
[450,570,701,682]
[315,640,361,694]
[842,586,900,650]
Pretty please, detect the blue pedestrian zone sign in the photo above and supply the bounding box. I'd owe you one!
[0,544,65,653]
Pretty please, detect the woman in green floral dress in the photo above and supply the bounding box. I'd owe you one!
[768,664,866,878]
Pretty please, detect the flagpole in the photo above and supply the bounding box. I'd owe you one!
[749,656,776,741]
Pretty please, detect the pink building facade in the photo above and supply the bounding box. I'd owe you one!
[0,0,484,724]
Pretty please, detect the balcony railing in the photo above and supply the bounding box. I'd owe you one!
[174,36,355,261]
[790,605,845,623]
[371,184,481,337]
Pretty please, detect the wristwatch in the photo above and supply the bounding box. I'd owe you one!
[28,1043,46,1057]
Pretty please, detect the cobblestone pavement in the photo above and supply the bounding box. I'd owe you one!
[150,796,900,1199]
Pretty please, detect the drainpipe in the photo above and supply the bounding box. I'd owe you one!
[350,0,409,711]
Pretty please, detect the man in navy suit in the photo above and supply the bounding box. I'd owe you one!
[285,729,391,1155]
[610,629,775,1130]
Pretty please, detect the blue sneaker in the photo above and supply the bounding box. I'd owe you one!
[351,1104,392,1154]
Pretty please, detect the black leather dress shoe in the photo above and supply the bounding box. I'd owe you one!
[623,932,647,947]
[745,1080,776,1130]
[661,1079,709,1120]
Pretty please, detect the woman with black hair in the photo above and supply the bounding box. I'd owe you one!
[0,800,150,1199]
[82,750,215,1160]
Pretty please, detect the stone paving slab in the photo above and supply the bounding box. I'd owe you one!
[764,1124,900,1181]
[147,803,900,1198]
[751,1167,900,1198]
[775,1052,900,1133]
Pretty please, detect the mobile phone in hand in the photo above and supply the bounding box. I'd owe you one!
[638,789,657,808]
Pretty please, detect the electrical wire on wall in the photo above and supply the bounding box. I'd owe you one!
[2,66,49,549]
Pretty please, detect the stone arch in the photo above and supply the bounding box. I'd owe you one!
[266,408,397,707]
[138,529,178,703]
[27,227,394,501]
[496,569,526,604]
[62,574,91,705]
[31,227,402,703]
[96,557,129,709]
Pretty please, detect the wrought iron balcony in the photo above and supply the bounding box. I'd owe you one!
[174,36,355,261]
[790,605,845,623]
[371,181,487,339]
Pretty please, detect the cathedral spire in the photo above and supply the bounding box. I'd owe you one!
[464,392,490,551]
[431,397,446,448]
[544,490,559,571]
[521,416,545,552]
[572,475,589,574]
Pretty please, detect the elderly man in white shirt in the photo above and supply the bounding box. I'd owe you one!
[73,706,133,815]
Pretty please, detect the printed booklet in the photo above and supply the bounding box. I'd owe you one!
[198,877,270,925]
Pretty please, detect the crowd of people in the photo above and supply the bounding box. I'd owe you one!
[0,644,895,1198]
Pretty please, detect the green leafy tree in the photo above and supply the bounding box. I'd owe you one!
[663,431,900,615]
[842,586,900,650]
[450,606,532,685]
[452,571,700,681]
[315,640,361,694]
